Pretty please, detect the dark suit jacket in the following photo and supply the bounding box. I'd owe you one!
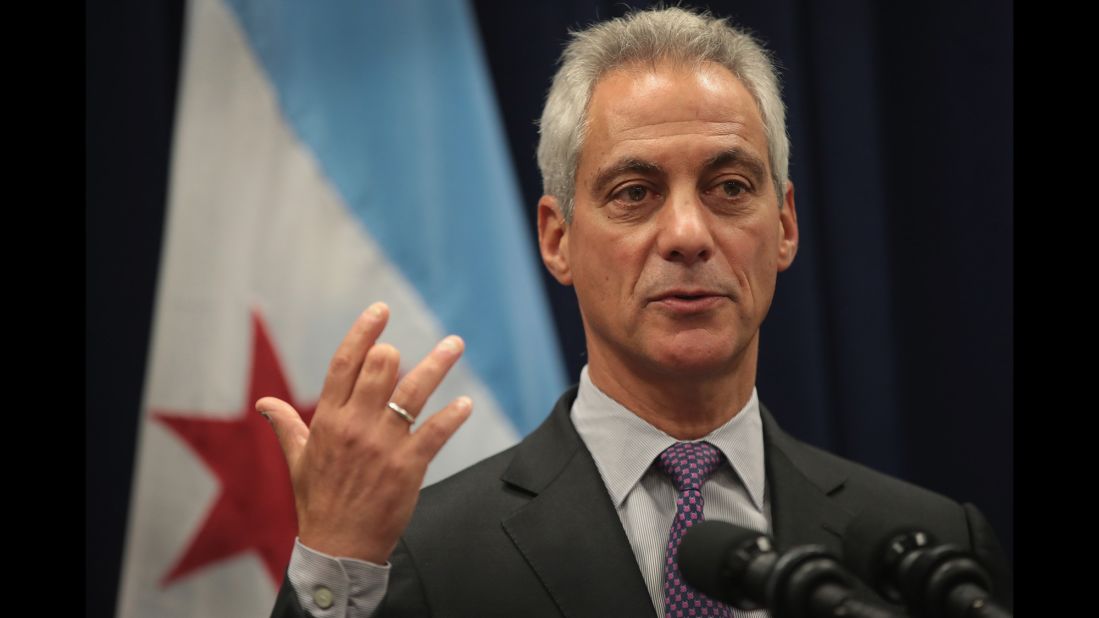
[274,386,1012,617]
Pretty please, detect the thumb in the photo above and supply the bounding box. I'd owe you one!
[255,396,310,469]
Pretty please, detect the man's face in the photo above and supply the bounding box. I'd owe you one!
[539,60,798,383]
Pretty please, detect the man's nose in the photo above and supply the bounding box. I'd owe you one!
[656,191,714,266]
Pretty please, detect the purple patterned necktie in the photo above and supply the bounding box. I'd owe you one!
[656,441,734,618]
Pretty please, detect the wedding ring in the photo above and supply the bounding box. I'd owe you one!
[387,401,415,425]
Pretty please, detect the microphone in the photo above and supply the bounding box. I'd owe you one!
[678,520,900,618]
[842,509,1011,618]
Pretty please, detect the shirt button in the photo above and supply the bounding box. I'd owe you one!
[313,586,334,609]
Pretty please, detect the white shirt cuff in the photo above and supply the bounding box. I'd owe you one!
[287,537,391,618]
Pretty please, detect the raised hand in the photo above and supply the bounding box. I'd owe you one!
[256,302,472,564]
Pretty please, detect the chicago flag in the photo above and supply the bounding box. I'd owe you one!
[116,0,566,616]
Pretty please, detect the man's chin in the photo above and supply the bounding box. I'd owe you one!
[641,340,742,379]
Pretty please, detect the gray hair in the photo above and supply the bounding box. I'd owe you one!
[536,7,789,222]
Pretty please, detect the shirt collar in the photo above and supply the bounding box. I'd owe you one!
[570,365,767,512]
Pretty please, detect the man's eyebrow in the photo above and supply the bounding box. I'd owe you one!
[702,148,768,182]
[590,158,665,194]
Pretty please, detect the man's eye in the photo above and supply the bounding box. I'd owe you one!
[623,185,648,202]
[722,181,746,198]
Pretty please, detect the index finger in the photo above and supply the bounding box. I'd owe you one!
[318,302,390,411]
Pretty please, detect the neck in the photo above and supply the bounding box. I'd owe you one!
[585,340,758,440]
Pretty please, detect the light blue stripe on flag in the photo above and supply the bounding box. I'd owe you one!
[222,0,567,435]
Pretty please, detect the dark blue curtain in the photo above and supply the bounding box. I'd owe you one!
[87,1,1012,616]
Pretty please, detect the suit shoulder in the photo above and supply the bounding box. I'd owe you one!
[420,444,519,500]
[772,433,1011,602]
[774,432,963,517]
[404,443,527,539]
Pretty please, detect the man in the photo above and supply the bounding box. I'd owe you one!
[261,8,1011,617]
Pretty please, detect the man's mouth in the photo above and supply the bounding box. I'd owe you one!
[650,290,727,313]
[652,289,723,301]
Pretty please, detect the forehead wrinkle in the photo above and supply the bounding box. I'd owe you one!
[612,119,751,140]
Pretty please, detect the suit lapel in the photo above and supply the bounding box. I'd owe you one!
[760,404,853,557]
[493,393,858,617]
[500,388,658,618]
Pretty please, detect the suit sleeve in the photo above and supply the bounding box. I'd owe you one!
[963,503,1013,611]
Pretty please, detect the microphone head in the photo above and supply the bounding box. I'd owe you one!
[678,520,772,605]
[843,507,935,602]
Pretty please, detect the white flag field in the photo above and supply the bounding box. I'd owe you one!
[116,0,567,616]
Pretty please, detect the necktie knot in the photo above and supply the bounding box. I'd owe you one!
[656,441,726,492]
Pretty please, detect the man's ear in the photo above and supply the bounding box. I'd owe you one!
[538,195,572,285]
[777,180,799,272]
